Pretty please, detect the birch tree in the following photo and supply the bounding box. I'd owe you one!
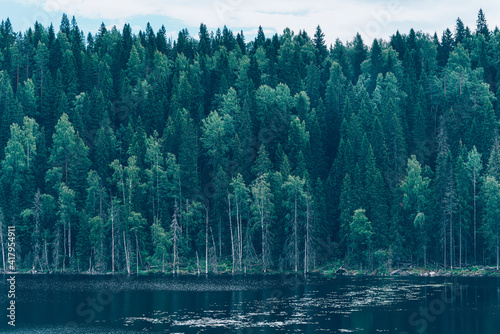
[466,146,482,264]
[251,174,274,272]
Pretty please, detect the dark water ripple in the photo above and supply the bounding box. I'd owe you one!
[0,274,499,333]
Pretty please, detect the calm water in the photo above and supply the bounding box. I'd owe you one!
[0,273,499,333]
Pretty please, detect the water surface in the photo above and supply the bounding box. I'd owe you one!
[1,273,499,333]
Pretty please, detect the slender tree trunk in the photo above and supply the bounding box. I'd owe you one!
[450,210,453,270]
[260,199,266,273]
[218,218,221,258]
[63,223,67,271]
[294,188,298,273]
[465,233,468,266]
[205,205,209,274]
[305,192,310,274]
[473,173,477,264]
[424,244,427,268]
[304,238,307,275]
[459,215,462,268]
[236,195,242,272]
[210,226,217,272]
[443,216,446,268]
[44,234,49,271]
[123,231,130,274]
[68,220,72,259]
[111,201,115,274]
[196,251,200,275]
[136,232,139,275]
[228,194,235,274]
[0,218,5,272]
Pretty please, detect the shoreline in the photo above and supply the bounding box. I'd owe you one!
[4,266,500,277]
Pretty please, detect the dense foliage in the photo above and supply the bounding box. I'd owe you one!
[1,10,500,274]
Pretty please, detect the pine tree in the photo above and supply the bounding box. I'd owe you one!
[476,9,489,39]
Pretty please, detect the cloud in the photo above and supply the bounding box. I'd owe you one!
[9,0,500,44]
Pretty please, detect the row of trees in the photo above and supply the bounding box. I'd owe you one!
[1,10,500,274]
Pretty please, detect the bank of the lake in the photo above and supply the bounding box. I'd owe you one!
[8,264,500,277]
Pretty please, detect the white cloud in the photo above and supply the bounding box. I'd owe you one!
[9,0,500,43]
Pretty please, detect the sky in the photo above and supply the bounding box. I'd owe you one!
[1,0,499,46]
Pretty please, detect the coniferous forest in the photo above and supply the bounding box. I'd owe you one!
[1,10,500,274]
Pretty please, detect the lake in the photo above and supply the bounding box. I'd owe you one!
[1,273,499,333]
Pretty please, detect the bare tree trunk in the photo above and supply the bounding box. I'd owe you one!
[0,215,5,272]
[172,231,176,275]
[459,215,462,268]
[63,223,67,272]
[294,189,298,273]
[210,226,217,273]
[450,210,453,270]
[423,244,427,268]
[218,218,221,258]
[111,200,115,274]
[304,238,307,275]
[473,173,477,264]
[44,232,49,271]
[69,219,72,259]
[205,205,209,274]
[443,216,446,268]
[123,231,130,274]
[135,232,139,275]
[260,204,266,273]
[228,194,235,274]
[497,237,499,270]
[304,192,310,274]
[196,251,200,275]
[237,198,243,272]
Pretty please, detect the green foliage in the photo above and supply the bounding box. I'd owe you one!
[1,12,500,272]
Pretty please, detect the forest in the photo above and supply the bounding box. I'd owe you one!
[0,9,500,274]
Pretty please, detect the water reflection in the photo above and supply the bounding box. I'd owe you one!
[1,274,499,333]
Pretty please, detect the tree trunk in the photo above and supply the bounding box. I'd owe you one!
[135,232,140,274]
[459,215,462,268]
[196,251,200,275]
[211,226,217,273]
[63,223,66,271]
[294,188,298,273]
[123,231,130,275]
[233,193,242,272]
[205,205,209,274]
[44,233,49,271]
[473,174,477,264]
[0,219,5,272]
[68,219,72,259]
[111,201,115,274]
[228,194,235,274]
[450,210,453,270]
[305,192,310,274]
[260,200,266,273]
[443,216,446,268]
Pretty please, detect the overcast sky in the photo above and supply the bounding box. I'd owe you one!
[2,0,499,45]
